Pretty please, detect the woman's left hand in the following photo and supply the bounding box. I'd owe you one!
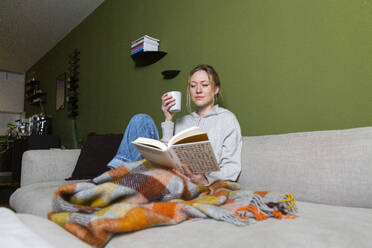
[172,164,208,185]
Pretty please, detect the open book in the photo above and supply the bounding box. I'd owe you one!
[132,126,220,174]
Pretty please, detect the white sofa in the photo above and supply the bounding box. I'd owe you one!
[9,126,372,248]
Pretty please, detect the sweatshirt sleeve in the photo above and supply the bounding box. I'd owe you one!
[205,117,242,185]
[160,121,175,143]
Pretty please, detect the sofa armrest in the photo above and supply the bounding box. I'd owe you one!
[20,149,81,187]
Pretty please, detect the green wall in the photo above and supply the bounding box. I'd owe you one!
[26,0,372,148]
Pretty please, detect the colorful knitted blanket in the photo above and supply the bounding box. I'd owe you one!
[49,160,296,247]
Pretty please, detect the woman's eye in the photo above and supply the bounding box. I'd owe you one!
[190,85,196,88]
[202,84,209,87]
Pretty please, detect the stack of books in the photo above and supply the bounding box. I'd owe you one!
[130,35,159,56]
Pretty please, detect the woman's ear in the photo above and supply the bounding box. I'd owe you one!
[214,86,220,95]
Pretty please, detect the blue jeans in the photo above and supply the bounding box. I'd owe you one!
[107,114,159,169]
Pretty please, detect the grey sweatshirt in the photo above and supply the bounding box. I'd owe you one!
[161,105,242,184]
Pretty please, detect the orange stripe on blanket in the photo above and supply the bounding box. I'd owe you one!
[108,165,130,179]
[211,188,230,198]
[180,178,193,200]
[143,205,175,225]
[272,210,283,219]
[225,198,236,204]
[151,202,177,219]
[254,191,269,198]
[47,211,55,220]
[74,204,98,211]
[285,215,297,219]
[54,184,77,196]
[208,181,230,192]
[117,207,149,231]
[236,206,268,221]
[66,222,105,247]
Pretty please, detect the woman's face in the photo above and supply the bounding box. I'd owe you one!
[189,70,219,110]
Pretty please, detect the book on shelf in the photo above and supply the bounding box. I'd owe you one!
[131,35,159,47]
[130,44,159,56]
[131,39,159,48]
[130,48,158,56]
[131,42,158,52]
[132,126,220,174]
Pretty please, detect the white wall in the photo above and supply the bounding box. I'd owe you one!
[0,71,25,113]
[0,71,25,135]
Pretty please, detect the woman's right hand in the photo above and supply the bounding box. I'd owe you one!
[161,93,176,122]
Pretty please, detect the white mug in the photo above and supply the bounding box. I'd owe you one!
[167,91,181,112]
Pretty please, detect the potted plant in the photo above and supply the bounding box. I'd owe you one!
[0,124,17,154]
[0,124,17,172]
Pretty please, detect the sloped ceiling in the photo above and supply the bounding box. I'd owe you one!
[0,0,104,73]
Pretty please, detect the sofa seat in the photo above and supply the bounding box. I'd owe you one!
[17,201,372,248]
[10,180,86,218]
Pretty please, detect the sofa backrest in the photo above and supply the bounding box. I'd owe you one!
[239,126,372,208]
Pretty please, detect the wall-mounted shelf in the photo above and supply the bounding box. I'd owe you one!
[131,51,167,66]
[27,92,46,101]
[162,70,180,79]
[30,98,46,105]
[25,80,40,86]
[28,91,45,98]
[25,79,46,106]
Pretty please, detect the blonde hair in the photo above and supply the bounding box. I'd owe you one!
[186,65,221,113]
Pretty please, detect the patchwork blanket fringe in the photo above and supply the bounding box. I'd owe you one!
[49,159,296,247]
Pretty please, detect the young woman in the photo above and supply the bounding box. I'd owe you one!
[108,65,242,185]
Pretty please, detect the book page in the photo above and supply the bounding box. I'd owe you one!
[132,142,177,169]
[171,141,220,174]
[169,126,205,145]
[133,137,168,151]
[172,133,209,145]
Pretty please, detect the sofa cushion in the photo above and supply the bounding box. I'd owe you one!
[67,133,123,180]
[240,126,372,208]
[108,201,372,248]
[17,213,91,248]
[17,201,372,248]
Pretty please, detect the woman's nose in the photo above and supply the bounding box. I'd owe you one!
[196,85,202,92]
